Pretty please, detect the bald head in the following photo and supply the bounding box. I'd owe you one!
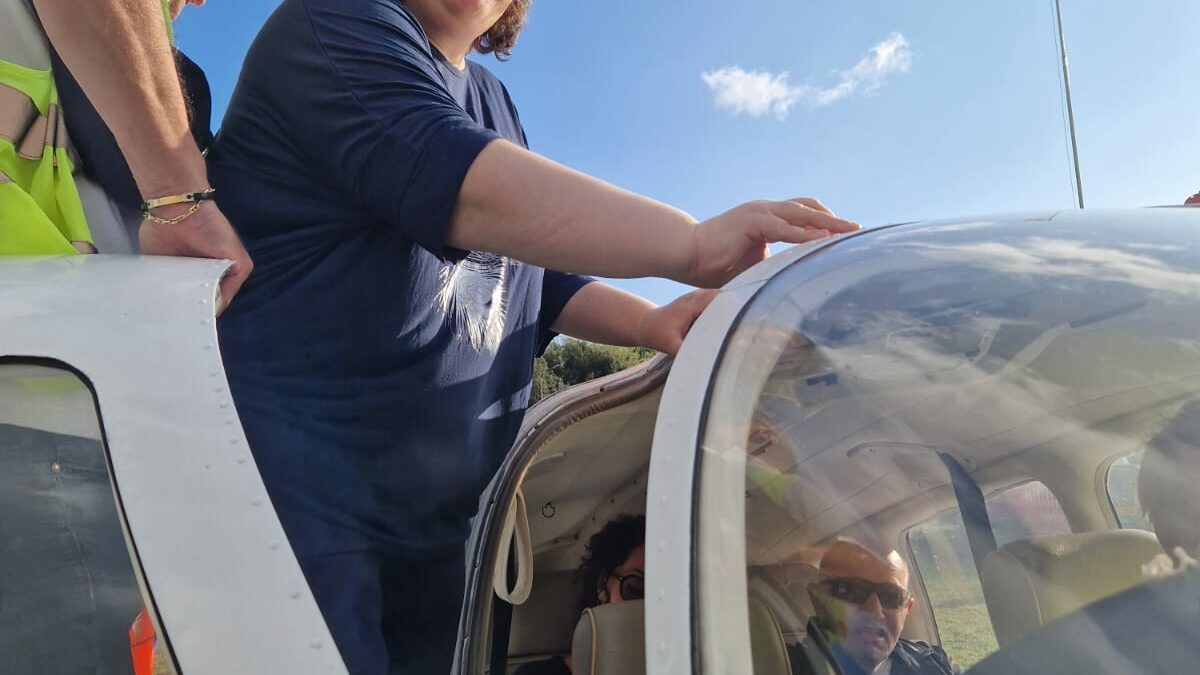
[810,540,914,674]
[819,540,910,589]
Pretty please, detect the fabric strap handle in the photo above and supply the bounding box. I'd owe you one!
[493,488,534,605]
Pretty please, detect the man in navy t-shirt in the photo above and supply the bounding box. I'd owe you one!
[211,1,859,673]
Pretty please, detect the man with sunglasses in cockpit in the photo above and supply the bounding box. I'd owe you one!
[794,539,957,675]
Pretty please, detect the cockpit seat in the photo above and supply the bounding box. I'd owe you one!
[750,563,821,642]
[570,600,645,675]
[567,596,795,675]
[748,595,795,675]
[508,570,579,667]
[980,529,1162,646]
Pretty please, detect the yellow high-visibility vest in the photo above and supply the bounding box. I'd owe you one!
[0,0,173,255]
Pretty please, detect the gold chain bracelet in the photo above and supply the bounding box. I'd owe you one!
[141,188,217,225]
[143,200,206,225]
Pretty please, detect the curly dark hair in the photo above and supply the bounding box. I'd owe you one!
[473,0,532,59]
[576,514,645,612]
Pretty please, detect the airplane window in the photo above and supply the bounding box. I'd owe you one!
[1107,450,1153,531]
[985,481,1070,549]
[907,507,994,668]
[0,363,177,675]
[907,481,1070,669]
[693,219,1200,674]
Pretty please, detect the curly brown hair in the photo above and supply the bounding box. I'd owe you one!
[473,0,532,59]
[575,514,645,612]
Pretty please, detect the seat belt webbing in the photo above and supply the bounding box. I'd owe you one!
[938,452,998,575]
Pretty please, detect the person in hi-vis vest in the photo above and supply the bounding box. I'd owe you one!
[0,0,251,310]
[0,3,245,675]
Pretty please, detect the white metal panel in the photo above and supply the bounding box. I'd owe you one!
[0,256,347,675]
[644,237,846,674]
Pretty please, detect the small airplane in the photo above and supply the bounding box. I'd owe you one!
[2,207,1199,675]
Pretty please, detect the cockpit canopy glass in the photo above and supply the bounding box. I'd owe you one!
[696,215,1200,674]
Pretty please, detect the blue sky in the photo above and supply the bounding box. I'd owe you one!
[176,1,1200,305]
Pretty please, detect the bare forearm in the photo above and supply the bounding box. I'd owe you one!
[552,282,655,347]
[450,140,699,283]
[33,0,205,197]
[35,0,255,308]
[552,283,717,357]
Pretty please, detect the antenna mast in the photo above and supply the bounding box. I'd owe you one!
[1054,0,1085,208]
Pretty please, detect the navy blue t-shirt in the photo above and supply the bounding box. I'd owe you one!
[211,0,590,560]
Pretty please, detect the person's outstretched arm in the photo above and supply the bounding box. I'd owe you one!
[286,1,857,289]
[549,283,718,357]
[450,140,857,289]
[32,0,252,309]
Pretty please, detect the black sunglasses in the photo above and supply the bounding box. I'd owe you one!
[610,571,645,601]
[818,577,911,610]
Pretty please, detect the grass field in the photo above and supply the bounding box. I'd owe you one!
[908,514,1001,670]
[922,577,997,669]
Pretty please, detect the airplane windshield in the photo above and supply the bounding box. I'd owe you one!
[693,214,1200,674]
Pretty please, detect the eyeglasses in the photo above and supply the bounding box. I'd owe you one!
[818,577,912,610]
[610,571,645,601]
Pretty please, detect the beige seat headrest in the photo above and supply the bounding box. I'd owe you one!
[570,600,645,675]
[980,529,1161,646]
[568,597,793,675]
[748,596,793,675]
[750,563,821,642]
[508,570,579,658]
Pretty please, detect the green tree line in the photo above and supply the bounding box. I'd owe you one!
[532,338,658,403]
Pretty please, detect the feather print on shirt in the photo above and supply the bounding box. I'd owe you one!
[436,251,508,353]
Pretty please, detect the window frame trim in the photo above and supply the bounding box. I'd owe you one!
[0,356,180,673]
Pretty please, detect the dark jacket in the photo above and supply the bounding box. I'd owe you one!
[789,619,957,675]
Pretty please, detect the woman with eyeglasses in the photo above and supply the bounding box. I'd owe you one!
[514,514,645,675]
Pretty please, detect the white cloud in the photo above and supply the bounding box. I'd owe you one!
[700,67,806,120]
[701,33,912,120]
